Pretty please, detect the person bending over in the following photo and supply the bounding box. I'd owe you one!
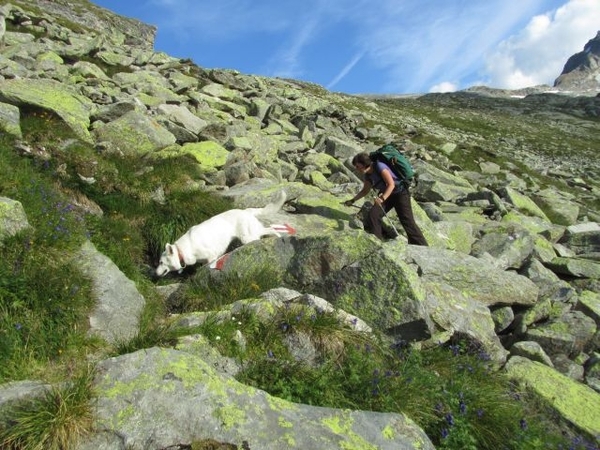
[344,152,428,246]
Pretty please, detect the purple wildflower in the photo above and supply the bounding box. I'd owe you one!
[519,418,527,430]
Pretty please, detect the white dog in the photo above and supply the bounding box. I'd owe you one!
[155,190,286,277]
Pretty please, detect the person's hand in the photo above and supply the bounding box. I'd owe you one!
[344,199,354,207]
[374,196,383,206]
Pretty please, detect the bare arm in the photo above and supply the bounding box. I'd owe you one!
[345,179,372,205]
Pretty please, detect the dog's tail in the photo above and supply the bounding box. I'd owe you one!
[256,190,287,217]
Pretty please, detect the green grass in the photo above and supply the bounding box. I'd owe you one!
[0,135,96,383]
[0,366,96,450]
[0,237,95,381]
[174,261,283,313]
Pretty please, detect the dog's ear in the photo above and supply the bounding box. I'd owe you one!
[166,243,174,255]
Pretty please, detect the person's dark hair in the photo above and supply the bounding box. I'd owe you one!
[352,152,372,167]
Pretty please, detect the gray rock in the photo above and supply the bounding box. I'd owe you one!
[0,197,29,242]
[510,341,554,367]
[0,101,21,137]
[422,281,509,365]
[76,347,434,450]
[559,222,600,255]
[546,256,600,278]
[552,353,585,381]
[576,290,600,324]
[533,188,580,226]
[413,160,477,202]
[75,241,145,344]
[470,222,535,270]
[93,110,177,154]
[156,103,208,135]
[524,311,597,358]
[491,305,515,333]
[505,356,600,438]
[405,246,539,307]
[0,78,93,142]
[0,380,50,422]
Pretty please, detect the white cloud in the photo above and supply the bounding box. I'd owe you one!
[346,0,555,93]
[429,82,459,93]
[269,17,321,79]
[326,51,365,90]
[484,0,600,89]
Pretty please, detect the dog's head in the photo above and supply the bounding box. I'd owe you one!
[155,243,184,277]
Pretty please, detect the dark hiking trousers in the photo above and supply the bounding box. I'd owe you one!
[366,188,428,246]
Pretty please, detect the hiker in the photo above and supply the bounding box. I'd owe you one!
[344,152,428,246]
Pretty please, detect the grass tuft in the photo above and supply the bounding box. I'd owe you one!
[175,262,282,313]
[0,366,96,450]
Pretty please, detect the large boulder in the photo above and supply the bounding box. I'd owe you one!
[499,186,550,221]
[75,241,145,344]
[546,256,600,279]
[422,281,509,365]
[505,356,600,438]
[0,78,93,142]
[470,222,535,270]
[523,311,597,358]
[559,222,600,255]
[412,160,477,202]
[93,110,176,154]
[76,347,434,450]
[405,246,539,307]
[0,101,21,138]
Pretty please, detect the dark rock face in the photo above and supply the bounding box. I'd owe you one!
[554,31,600,92]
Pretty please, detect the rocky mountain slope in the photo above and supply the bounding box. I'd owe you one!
[555,30,600,92]
[0,1,599,449]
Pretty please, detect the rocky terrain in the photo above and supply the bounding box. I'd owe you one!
[0,1,599,449]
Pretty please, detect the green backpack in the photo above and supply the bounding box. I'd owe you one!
[369,144,415,183]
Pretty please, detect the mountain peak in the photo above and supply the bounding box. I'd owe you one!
[554,30,600,92]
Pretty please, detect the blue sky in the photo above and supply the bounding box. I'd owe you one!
[91,0,599,95]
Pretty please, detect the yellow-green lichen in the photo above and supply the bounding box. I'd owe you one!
[266,394,299,413]
[100,349,225,399]
[179,141,229,168]
[113,404,136,427]
[382,424,396,440]
[322,412,378,450]
[214,404,247,430]
[506,357,600,437]
[282,432,296,447]
[278,417,293,428]
[0,78,93,142]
